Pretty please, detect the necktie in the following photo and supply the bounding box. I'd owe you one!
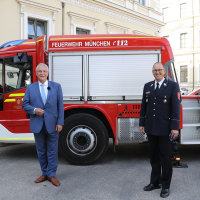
[40,84,46,105]
[155,82,159,96]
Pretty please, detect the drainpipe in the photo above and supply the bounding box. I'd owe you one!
[192,0,195,90]
[62,2,65,35]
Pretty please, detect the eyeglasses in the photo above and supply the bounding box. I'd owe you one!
[37,70,48,73]
[153,69,164,73]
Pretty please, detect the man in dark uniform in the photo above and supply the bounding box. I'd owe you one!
[139,62,180,198]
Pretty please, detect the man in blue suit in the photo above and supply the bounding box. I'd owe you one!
[139,62,180,198]
[22,63,64,186]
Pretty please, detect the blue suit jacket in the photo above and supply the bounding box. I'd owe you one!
[139,79,181,136]
[22,81,64,134]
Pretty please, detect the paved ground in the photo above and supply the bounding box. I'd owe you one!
[0,142,199,200]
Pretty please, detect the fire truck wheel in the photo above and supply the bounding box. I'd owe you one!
[59,113,109,165]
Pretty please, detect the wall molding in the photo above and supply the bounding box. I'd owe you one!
[68,12,99,34]
[105,22,129,33]
[62,0,164,31]
[17,0,61,12]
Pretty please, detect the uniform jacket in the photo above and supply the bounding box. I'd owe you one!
[22,81,64,134]
[139,78,180,136]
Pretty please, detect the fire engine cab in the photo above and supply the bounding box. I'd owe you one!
[0,34,199,164]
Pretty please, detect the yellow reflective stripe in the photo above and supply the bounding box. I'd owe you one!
[0,137,34,140]
[22,42,36,44]
[4,99,16,102]
[50,36,162,40]
[9,93,25,97]
[36,39,43,43]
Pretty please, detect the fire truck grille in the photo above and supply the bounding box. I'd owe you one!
[117,118,147,144]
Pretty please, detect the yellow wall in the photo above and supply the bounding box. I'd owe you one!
[0,0,20,44]
[0,0,162,45]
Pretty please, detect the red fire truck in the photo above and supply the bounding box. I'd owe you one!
[0,34,198,164]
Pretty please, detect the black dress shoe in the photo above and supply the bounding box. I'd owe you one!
[160,188,169,198]
[143,183,161,191]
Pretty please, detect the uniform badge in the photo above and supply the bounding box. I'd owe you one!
[177,92,180,100]
[164,83,167,87]
[150,84,153,87]
[146,91,150,94]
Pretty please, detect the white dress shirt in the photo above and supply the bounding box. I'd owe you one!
[154,78,165,89]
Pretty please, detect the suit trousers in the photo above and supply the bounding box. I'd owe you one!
[147,134,172,189]
[34,123,59,177]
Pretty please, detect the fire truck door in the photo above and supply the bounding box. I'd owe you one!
[0,58,3,111]
[0,55,32,134]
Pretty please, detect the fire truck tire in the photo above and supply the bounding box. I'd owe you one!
[59,113,109,165]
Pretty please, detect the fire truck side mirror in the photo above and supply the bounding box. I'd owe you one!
[7,72,14,78]
[14,53,28,64]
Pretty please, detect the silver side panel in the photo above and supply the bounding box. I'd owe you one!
[50,55,83,100]
[117,118,147,144]
[49,50,160,102]
[181,98,200,144]
[89,54,158,98]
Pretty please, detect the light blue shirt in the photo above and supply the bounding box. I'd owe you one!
[33,80,48,114]
[39,80,48,98]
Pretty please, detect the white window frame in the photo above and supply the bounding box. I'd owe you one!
[74,24,93,35]
[28,18,47,39]
[23,12,53,39]
[162,7,168,22]
[18,1,58,40]
[180,65,188,83]
[199,30,200,46]
[135,0,145,6]
[76,27,91,35]
[198,64,200,84]
[180,3,187,19]
[180,33,187,48]
[68,12,98,35]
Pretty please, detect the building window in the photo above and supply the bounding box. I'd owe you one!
[180,33,187,48]
[76,28,90,35]
[163,7,168,22]
[28,18,47,39]
[180,3,187,18]
[180,65,188,82]
[199,30,200,45]
[199,64,200,83]
[135,0,145,6]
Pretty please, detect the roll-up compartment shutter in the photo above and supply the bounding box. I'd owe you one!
[52,56,83,99]
[89,54,158,100]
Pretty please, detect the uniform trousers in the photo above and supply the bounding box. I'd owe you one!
[34,123,59,177]
[147,134,172,189]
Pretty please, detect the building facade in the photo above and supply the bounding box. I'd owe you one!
[0,0,163,45]
[160,0,200,91]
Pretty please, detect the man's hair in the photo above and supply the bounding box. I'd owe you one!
[36,63,49,72]
[153,62,164,69]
